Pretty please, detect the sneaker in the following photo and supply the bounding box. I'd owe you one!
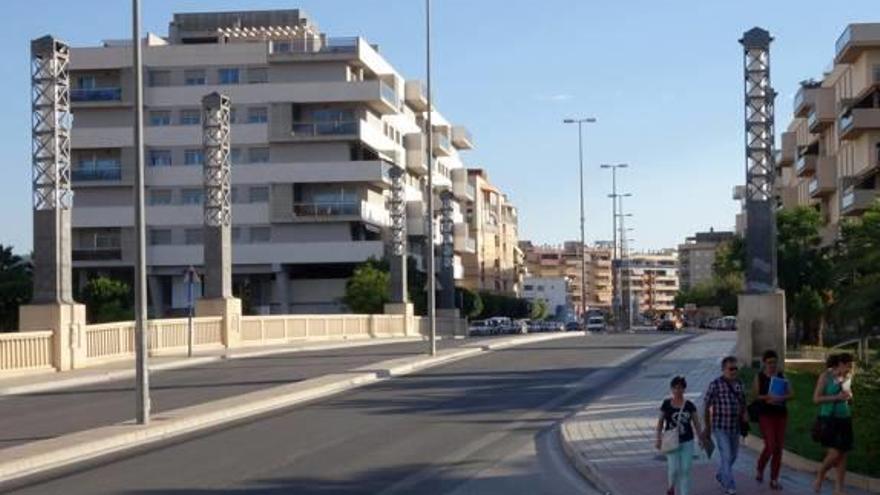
[725,489,737,495]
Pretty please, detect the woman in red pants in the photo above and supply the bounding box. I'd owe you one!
[752,349,793,490]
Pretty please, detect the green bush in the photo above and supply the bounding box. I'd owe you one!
[82,277,133,324]
[342,259,390,314]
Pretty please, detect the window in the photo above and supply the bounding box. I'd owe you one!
[230,148,243,165]
[184,70,206,86]
[149,229,172,245]
[148,70,171,87]
[232,227,242,244]
[179,109,201,126]
[180,188,203,205]
[149,189,172,205]
[148,150,172,167]
[230,108,238,124]
[218,68,240,85]
[149,111,171,126]
[184,228,203,245]
[250,226,271,243]
[247,68,268,84]
[230,187,240,204]
[248,147,270,164]
[249,186,269,203]
[247,107,268,124]
[524,284,534,291]
[184,149,204,166]
[77,76,96,89]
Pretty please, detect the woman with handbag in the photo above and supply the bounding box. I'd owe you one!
[655,376,704,495]
[812,353,855,494]
[751,349,793,490]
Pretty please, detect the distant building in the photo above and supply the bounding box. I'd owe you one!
[622,250,679,318]
[521,277,570,319]
[519,241,612,317]
[678,229,735,291]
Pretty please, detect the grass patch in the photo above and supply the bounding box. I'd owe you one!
[742,365,880,477]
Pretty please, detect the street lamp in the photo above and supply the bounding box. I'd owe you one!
[600,163,629,330]
[563,117,596,322]
[425,0,436,356]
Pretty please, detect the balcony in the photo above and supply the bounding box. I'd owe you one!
[794,85,818,118]
[404,133,428,175]
[71,87,122,103]
[72,167,122,182]
[378,80,399,112]
[838,108,880,140]
[290,120,359,140]
[807,89,836,132]
[451,168,472,201]
[841,187,878,216]
[405,80,428,112]
[795,152,818,177]
[809,156,837,198]
[72,248,122,262]
[778,132,797,167]
[433,131,452,157]
[835,24,880,64]
[451,126,474,150]
[292,200,390,226]
[268,37,360,60]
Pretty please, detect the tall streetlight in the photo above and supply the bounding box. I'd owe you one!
[132,0,150,424]
[617,195,633,331]
[563,117,596,322]
[425,0,436,356]
[600,163,628,329]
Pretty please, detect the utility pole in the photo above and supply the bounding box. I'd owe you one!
[563,118,596,323]
[425,0,436,356]
[600,164,628,329]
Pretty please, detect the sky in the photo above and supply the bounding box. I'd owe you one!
[0,0,875,253]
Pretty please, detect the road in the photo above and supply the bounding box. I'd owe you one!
[0,339,466,449]
[2,332,676,495]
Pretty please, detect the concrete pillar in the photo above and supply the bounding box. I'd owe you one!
[737,290,787,367]
[147,274,165,318]
[384,302,415,336]
[19,303,86,371]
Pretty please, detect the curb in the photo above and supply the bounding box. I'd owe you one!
[0,336,429,397]
[556,334,694,495]
[0,331,578,486]
[743,435,880,493]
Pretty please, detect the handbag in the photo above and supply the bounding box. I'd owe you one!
[660,401,686,453]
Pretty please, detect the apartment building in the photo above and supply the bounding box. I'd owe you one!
[458,169,522,296]
[67,9,477,316]
[677,229,735,291]
[621,250,679,317]
[521,277,570,319]
[777,23,880,243]
[519,241,612,316]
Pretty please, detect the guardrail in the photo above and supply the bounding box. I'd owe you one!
[83,317,223,365]
[71,87,122,102]
[240,314,408,344]
[0,331,54,373]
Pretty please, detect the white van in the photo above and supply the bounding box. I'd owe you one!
[586,315,606,332]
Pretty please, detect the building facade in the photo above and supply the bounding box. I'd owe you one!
[776,23,880,243]
[677,229,735,291]
[521,277,570,319]
[459,169,523,296]
[621,250,679,318]
[67,9,478,316]
[519,241,612,317]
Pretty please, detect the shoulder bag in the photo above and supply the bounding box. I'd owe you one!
[660,401,686,453]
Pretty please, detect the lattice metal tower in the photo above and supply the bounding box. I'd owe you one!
[388,167,408,303]
[438,189,455,309]
[30,36,73,304]
[740,27,778,293]
[202,92,233,299]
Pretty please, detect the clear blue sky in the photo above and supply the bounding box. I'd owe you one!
[0,1,875,252]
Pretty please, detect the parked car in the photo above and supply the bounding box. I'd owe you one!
[468,320,492,337]
[718,316,737,331]
[565,321,584,332]
[657,319,676,332]
[586,315,606,332]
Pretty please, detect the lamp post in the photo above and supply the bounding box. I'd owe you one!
[425,0,436,356]
[132,0,150,425]
[563,117,596,322]
[600,164,628,329]
[617,195,633,331]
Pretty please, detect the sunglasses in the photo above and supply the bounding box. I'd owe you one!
[726,367,739,372]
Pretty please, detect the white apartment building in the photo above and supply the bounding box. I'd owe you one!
[678,229,735,291]
[521,277,570,319]
[621,250,679,317]
[68,9,476,316]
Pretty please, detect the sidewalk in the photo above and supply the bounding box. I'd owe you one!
[560,332,873,495]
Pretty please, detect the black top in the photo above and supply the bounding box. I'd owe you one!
[660,399,698,442]
[758,371,788,416]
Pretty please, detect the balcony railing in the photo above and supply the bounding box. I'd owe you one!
[269,37,359,55]
[839,112,854,133]
[291,121,359,137]
[72,166,122,182]
[72,248,122,261]
[294,201,360,217]
[379,80,398,108]
[836,26,853,58]
[71,87,122,102]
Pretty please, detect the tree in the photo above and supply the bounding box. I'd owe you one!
[342,258,390,314]
[0,245,32,332]
[713,236,746,280]
[831,201,880,351]
[81,276,133,324]
[530,298,549,320]
[776,207,833,345]
[456,287,483,319]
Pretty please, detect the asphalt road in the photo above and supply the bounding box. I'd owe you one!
[0,339,467,449]
[2,332,674,495]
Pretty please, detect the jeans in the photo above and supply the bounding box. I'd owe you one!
[757,414,787,481]
[713,430,740,491]
[665,440,694,495]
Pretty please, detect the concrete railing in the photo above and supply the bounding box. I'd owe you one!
[2,309,466,376]
[0,331,54,373]
[240,314,409,345]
